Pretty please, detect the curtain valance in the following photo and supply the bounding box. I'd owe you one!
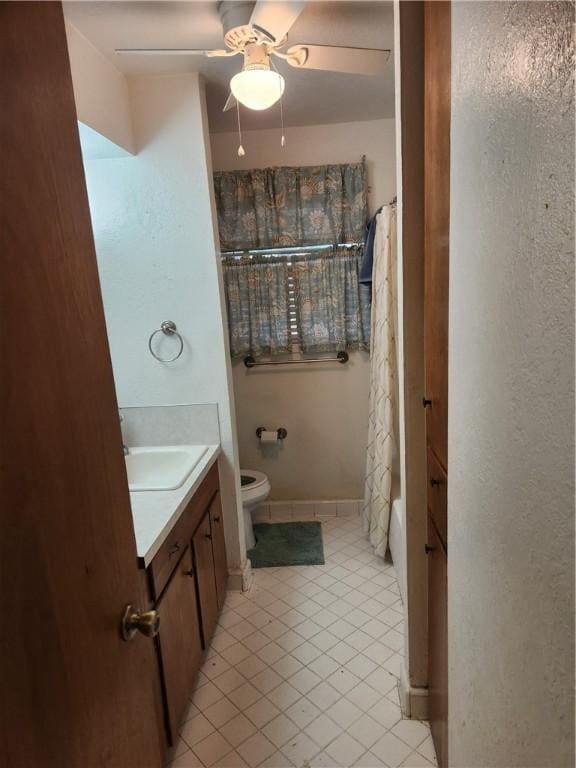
[213,162,367,252]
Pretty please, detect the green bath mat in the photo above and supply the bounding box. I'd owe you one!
[247,522,325,568]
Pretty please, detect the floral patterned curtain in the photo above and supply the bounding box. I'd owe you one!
[292,246,371,354]
[213,163,367,251]
[223,257,291,358]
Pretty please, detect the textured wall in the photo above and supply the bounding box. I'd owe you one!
[82,74,245,576]
[211,119,396,500]
[449,2,575,765]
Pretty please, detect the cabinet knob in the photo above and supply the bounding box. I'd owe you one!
[185,568,195,578]
[430,477,442,488]
[422,397,432,408]
[168,542,181,557]
[213,516,221,523]
[205,533,213,541]
[424,544,435,554]
[121,605,160,641]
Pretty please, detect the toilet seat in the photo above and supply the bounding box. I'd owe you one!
[240,469,271,511]
[240,469,268,492]
[240,470,271,550]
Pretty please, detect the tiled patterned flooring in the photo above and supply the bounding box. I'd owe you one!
[169,516,437,768]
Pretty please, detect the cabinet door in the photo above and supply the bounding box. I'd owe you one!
[427,448,447,549]
[424,0,451,472]
[424,4,450,765]
[192,513,219,647]
[209,492,228,610]
[157,547,203,743]
[428,518,448,768]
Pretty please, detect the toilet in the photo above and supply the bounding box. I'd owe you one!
[240,469,271,550]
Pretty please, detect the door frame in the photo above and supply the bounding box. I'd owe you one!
[394,0,429,720]
[393,4,451,751]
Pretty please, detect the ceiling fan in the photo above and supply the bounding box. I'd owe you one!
[116,1,390,112]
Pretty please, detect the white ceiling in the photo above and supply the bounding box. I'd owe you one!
[64,1,395,133]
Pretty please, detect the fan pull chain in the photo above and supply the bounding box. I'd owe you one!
[271,57,286,148]
[236,100,245,157]
[280,92,286,148]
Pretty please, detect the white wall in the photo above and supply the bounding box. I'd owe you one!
[82,74,246,581]
[211,118,396,217]
[66,22,134,154]
[210,120,396,500]
[232,357,371,500]
[449,2,574,765]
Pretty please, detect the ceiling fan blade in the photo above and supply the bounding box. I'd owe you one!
[286,45,390,75]
[249,1,307,44]
[223,92,237,112]
[115,48,232,57]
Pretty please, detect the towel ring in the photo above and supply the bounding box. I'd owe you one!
[148,320,184,363]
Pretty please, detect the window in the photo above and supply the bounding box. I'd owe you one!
[286,262,300,346]
[222,243,370,358]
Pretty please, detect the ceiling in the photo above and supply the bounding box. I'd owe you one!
[64,1,395,133]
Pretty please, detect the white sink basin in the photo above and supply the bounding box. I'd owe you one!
[126,445,208,491]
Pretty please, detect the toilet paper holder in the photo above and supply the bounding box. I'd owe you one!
[256,427,288,440]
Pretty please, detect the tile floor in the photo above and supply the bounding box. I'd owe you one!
[169,516,437,768]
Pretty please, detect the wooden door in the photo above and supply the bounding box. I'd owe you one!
[0,4,165,766]
[156,548,203,744]
[424,2,450,766]
[192,514,219,647]
[209,492,228,610]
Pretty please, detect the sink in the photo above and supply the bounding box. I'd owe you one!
[125,446,209,491]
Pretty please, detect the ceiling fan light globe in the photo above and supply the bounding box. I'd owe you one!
[230,68,285,110]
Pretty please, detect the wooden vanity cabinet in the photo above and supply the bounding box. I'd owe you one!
[209,492,228,610]
[192,513,220,647]
[146,462,231,746]
[156,546,203,741]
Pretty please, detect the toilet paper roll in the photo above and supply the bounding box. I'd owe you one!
[259,430,279,443]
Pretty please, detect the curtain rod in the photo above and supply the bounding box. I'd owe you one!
[221,242,363,258]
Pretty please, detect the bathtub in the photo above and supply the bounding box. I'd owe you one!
[388,497,407,605]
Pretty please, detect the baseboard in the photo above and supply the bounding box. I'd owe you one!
[228,558,252,592]
[399,660,429,720]
[253,499,363,523]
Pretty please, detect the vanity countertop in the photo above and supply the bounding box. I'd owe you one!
[130,444,220,567]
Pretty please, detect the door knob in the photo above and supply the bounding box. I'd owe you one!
[121,604,160,641]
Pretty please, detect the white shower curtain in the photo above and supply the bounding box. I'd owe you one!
[362,205,398,557]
